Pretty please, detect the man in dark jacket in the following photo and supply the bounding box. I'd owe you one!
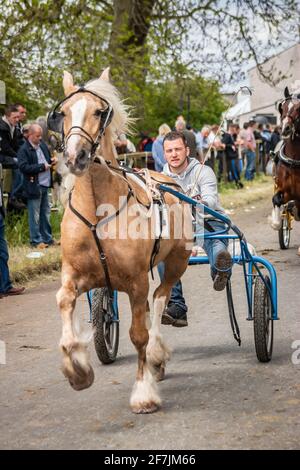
[0,105,25,209]
[0,164,25,297]
[18,124,55,248]
[222,124,243,188]
[0,105,19,167]
[15,103,27,147]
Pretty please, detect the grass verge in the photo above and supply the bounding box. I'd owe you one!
[219,175,273,209]
[9,245,61,286]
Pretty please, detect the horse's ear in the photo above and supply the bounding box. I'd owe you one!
[284,86,290,99]
[63,71,75,96]
[100,67,110,82]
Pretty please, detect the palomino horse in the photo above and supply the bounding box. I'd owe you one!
[272,86,300,229]
[51,69,193,413]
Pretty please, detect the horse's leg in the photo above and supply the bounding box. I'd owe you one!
[146,285,171,382]
[128,276,161,414]
[146,250,188,381]
[56,278,94,391]
[271,191,284,230]
[293,202,300,256]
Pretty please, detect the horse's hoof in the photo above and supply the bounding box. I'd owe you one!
[63,364,94,391]
[131,401,159,414]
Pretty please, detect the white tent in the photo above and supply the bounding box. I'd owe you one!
[225,97,251,120]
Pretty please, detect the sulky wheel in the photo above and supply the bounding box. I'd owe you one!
[92,288,119,364]
[278,211,290,249]
[253,275,274,362]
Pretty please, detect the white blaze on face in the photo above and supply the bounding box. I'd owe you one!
[282,101,293,132]
[67,97,87,155]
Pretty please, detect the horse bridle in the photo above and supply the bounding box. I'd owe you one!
[278,93,300,139]
[47,87,114,157]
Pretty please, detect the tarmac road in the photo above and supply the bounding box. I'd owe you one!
[0,198,300,450]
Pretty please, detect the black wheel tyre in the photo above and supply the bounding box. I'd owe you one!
[253,276,273,362]
[278,215,290,249]
[92,288,119,364]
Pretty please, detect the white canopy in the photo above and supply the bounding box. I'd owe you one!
[225,98,251,119]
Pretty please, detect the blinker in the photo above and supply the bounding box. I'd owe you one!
[47,110,64,133]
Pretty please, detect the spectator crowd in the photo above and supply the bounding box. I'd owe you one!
[139,117,282,186]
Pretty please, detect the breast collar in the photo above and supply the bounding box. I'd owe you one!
[279,144,300,168]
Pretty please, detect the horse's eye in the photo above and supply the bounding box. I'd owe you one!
[94,109,102,117]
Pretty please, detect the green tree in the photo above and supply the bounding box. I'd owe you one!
[142,74,226,134]
[0,0,299,120]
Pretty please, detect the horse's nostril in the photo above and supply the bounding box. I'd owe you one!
[77,149,87,162]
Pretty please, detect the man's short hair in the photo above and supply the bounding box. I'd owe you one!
[163,131,187,147]
[5,104,19,116]
[27,123,42,135]
[175,119,186,131]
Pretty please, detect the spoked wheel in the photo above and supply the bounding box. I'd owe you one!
[92,288,119,364]
[278,211,291,249]
[253,275,273,362]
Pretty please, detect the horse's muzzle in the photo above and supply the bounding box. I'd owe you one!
[65,148,90,175]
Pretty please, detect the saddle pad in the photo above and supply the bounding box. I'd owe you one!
[127,172,152,207]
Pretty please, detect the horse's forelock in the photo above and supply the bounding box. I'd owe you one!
[84,78,132,137]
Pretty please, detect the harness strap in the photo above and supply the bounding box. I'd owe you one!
[149,199,164,280]
[104,160,183,191]
[68,190,132,300]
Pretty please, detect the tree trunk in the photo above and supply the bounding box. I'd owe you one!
[108,0,157,110]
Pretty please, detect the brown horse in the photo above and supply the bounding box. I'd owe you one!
[272,86,300,228]
[53,69,193,413]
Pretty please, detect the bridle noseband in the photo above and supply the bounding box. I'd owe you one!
[47,87,114,157]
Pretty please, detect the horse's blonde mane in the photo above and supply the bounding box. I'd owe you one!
[85,77,133,139]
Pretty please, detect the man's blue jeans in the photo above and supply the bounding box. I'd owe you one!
[0,214,12,294]
[157,262,188,312]
[158,220,230,310]
[27,186,53,245]
[245,150,256,180]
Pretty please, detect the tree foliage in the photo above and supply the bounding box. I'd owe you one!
[142,74,226,133]
[0,0,299,129]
